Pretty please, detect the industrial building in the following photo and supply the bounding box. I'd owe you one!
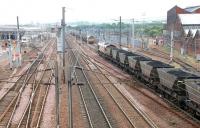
[166,5,200,58]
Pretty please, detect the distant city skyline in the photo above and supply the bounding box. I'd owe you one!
[0,0,199,25]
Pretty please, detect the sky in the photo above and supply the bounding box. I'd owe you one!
[0,0,199,25]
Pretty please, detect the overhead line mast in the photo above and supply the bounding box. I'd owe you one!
[119,16,122,49]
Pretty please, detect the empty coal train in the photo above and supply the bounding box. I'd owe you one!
[71,32,96,44]
[98,42,200,117]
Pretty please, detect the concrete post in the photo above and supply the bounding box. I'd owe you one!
[55,61,60,128]
[119,16,122,48]
[132,18,134,48]
[61,7,66,83]
[195,39,196,58]
[8,33,13,69]
[16,16,22,67]
[170,31,173,62]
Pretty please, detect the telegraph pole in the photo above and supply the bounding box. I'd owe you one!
[55,61,60,128]
[16,16,21,67]
[132,18,134,48]
[56,26,62,128]
[8,33,13,69]
[195,39,197,58]
[61,7,66,83]
[170,30,173,62]
[0,33,2,52]
[141,13,145,49]
[86,31,88,44]
[119,16,122,48]
[80,29,82,44]
[55,7,66,127]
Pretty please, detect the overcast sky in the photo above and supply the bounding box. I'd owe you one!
[0,0,199,25]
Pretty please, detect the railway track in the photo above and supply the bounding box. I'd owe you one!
[26,49,55,128]
[80,53,158,128]
[82,49,200,127]
[71,35,200,127]
[0,39,56,128]
[69,37,157,128]
[0,53,44,128]
[68,35,200,128]
[136,79,200,127]
[74,67,112,128]
[152,48,196,71]
[28,65,54,128]
[68,46,113,128]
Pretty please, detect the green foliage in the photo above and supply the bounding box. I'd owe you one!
[135,23,163,37]
[146,25,163,37]
[73,22,164,37]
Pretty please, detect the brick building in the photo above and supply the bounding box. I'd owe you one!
[166,5,200,57]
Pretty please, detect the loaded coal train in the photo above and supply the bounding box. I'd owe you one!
[98,42,200,118]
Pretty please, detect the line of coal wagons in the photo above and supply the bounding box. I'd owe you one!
[98,42,200,117]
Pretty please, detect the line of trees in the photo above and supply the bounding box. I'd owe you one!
[72,22,164,38]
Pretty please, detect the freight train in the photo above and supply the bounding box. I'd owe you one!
[98,42,200,118]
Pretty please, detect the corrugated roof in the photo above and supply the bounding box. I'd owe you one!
[185,6,200,12]
[178,14,200,25]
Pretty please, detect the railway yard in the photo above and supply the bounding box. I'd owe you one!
[0,0,199,127]
[0,32,199,128]
[68,35,200,128]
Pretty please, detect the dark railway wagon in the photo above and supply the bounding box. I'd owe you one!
[118,51,139,69]
[97,44,200,118]
[157,68,200,103]
[105,46,116,60]
[140,60,174,85]
[98,42,116,59]
[185,80,200,116]
[128,56,152,74]
[110,48,118,60]
[111,48,124,64]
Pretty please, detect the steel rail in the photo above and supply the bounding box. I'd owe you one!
[76,42,159,128]
[82,57,136,127]
[26,42,55,128]
[71,48,113,128]
[6,54,44,128]
[81,52,158,128]
[36,70,54,127]
[85,42,200,126]
[5,40,52,128]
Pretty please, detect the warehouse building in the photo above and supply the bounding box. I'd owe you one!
[166,5,200,58]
